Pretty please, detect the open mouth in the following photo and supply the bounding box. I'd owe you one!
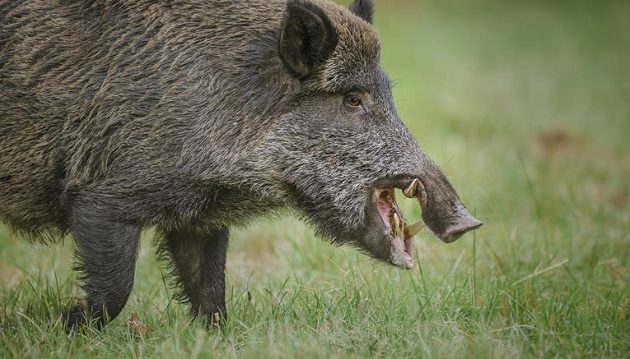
[373,179,426,270]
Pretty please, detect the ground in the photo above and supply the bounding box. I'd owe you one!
[1,0,628,357]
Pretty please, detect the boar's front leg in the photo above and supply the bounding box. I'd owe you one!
[161,227,229,327]
[62,193,141,330]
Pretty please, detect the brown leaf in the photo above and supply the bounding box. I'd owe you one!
[127,313,148,335]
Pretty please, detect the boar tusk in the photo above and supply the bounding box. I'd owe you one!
[403,178,420,198]
[391,213,400,237]
[405,220,425,238]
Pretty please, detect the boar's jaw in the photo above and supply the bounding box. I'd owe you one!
[364,185,416,269]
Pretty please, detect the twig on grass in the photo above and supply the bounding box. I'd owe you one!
[511,259,569,287]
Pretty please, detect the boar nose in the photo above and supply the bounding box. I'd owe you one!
[413,158,483,243]
[437,205,483,243]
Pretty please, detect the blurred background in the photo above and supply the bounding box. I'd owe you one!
[1,0,628,357]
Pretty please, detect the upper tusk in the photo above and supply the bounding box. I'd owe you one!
[403,179,420,198]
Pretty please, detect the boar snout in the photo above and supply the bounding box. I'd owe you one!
[416,163,483,243]
[427,204,482,243]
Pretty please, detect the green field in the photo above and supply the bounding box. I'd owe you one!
[1,0,629,357]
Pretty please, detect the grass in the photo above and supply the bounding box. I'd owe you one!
[1,0,629,357]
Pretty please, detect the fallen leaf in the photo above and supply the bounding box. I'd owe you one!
[127,313,148,335]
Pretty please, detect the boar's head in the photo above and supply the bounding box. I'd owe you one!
[264,0,482,269]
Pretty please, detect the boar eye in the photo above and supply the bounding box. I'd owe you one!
[344,94,362,108]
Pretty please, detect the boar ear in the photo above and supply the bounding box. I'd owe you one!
[349,0,374,24]
[280,0,338,79]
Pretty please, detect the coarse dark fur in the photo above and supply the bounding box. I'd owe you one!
[0,0,478,329]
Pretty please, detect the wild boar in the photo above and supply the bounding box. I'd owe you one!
[0,0,482,329]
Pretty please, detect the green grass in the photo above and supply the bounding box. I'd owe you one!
[1,0,629,357]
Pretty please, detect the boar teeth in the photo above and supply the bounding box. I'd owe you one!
[405,221,425,238]
[403,179,420,198]
[391,213,400,237]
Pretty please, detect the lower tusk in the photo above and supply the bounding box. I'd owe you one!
[405,220,425,238]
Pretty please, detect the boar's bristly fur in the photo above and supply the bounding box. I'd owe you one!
[0,0,481,329]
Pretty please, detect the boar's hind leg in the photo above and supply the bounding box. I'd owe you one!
[62,193,141,330]
[160,227,229,327]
